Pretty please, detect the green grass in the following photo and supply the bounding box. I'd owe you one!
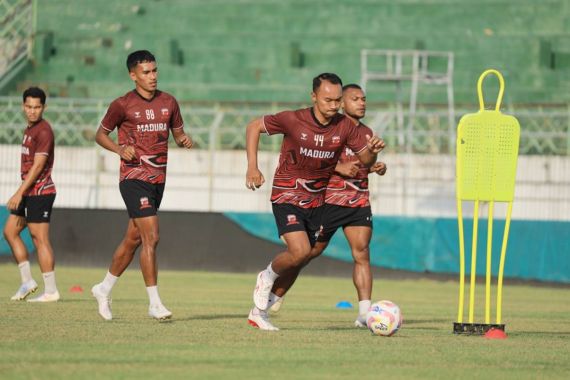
[0,264,569,380]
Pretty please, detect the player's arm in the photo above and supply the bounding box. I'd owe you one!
[356,136,385,167]
[171,127,193,149]
[369,161,387,176]
[334,161,359,178]
[245,118,266,190]
[6,154,48,211]
[95,126,136,161]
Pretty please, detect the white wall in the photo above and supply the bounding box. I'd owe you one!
[0,145,568,221]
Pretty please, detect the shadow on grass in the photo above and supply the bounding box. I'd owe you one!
[176,313,246,321]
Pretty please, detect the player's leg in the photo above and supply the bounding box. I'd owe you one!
[268,240,329,314]
[24,194,59,302]
[3,213,38,300]
[108,219,142,276]
[343,225,373,327]
[92,219,141,320]
[26,222,59,302]
[249,231,314,331]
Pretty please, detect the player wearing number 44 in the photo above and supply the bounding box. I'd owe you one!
[245,73,385,331]
[91,50,193,321]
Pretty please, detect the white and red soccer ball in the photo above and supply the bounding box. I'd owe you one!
[366,300,403,336]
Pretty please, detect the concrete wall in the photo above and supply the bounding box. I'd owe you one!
[1,145,568,221]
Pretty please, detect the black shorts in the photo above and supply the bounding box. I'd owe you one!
[272,203,325,247]
[317,204,373,242]
[10,194,56,223]
[119,179,165,219]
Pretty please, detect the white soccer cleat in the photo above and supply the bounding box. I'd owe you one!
[354,315,367,328]
[248,308,279,331]
[91,284,112,321]
[149,303,172,320]
[27,291,60,303]
[269,296,284,314]
[253,271,274,311]
[10,280,38,301]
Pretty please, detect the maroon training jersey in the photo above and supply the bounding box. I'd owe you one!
[263,108,369,208]
[21,119,56,196]
[325,123,374,208]
[100,90,184,184]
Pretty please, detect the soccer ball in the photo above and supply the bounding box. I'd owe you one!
[366,300,403,336]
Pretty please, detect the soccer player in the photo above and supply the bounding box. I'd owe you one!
[270,84,387,327]
[4,87,60,302]
[245,73,385,331]
[91,50,193,321]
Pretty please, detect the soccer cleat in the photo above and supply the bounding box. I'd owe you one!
[10,280,38,301]
[253,271,274,311]
[269,296,284,314]
[27,291,60,303]
[149,303,172,320]
[248,308,279,331]
[91,284,112,321]
[354,315,368,328]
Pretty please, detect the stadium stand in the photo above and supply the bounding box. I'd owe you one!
[2,0,570,104]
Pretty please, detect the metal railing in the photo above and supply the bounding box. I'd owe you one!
[1,97,569,155]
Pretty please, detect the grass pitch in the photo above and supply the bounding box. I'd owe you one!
[0,264,568,380]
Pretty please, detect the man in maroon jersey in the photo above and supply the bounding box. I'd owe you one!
[4,87,60,302]
[91,50,193,321]
[245,73,385,330]
[269,84,387,327]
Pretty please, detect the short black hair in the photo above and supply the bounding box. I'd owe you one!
[22,87,46,105]
[126,50,156,71]
[313,73,343,92]
[342,83,362,92]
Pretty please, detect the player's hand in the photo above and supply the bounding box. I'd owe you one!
[118,145,136,161]
[246,167,265,190]
[370,161,387,176]
[176,134,194,149]
[367,136,385,154]
[335,161,359,178]
[6,192,23,211]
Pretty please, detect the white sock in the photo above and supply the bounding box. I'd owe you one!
[359,300,371,316]
[252,306,267,316]
[267,292,281,308]
[264,263,279,282]
[42,271,57,294]
[18,261,33,284]
[146,285,162,307]
[100,271,118,295]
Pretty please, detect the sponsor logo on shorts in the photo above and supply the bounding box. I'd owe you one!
[315,225,324,239]
[286,214,299,225]
[140,197,152,210]
[43,211,49,218]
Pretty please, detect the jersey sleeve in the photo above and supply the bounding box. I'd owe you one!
[262,110,295,136]
[100,98,125,132]
[345,120,370,154]
[34,126,54,155]
[170,98,184,130]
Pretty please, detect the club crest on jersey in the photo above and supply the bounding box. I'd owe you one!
[161,108,169,116]
[139,197,151,210]
[332,136,341,145]
[300,133,308,141]
[134,112,141,118]
[286,214,299,225]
